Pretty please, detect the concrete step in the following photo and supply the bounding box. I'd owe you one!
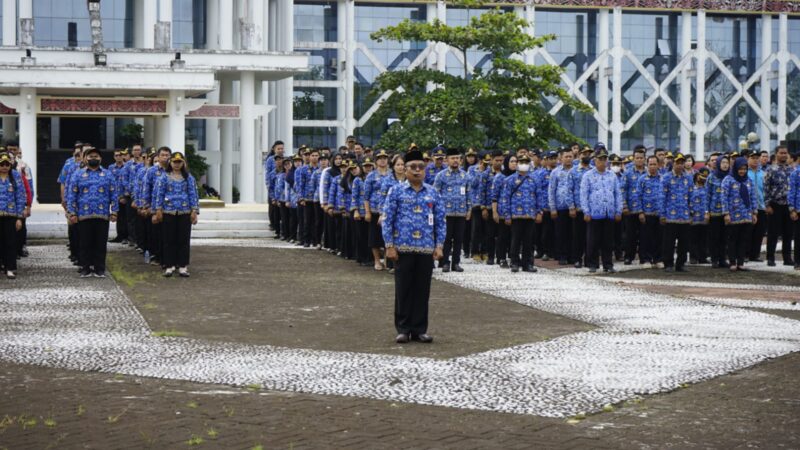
[191,229,274,239]
[194,219,269,231]
[198,210,268,221]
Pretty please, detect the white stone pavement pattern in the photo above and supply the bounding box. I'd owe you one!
[1,244,799,418]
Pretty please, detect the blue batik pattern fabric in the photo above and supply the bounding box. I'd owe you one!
[690,185,708,224]
[660,172,693,223]
[107,163,126,200]
[721,176,757,224]
[350,177,367,215]
[378,175,403,215]
[764,164,792,206]
[142,165,167,210]
[789,167,800,213]
[286,179,299,208]
[569,165,591,211]
[153,174,199,215]
[337,181,352,213]
[467,166,485,209]
[265,156,276,186]
[433,168,471,217]
[579,169,622,220]
[382,182,446,254]
[306,167,321,201]
[274,173,287,203]
[706,175,726,216]
[425,163,444,185]
[547,166,574,211]
[57,158,75,184]
[67,168,119,220]
[0,171,27,217]
[532,167,551,211]
[623,167,646,213]
[364,170,388,214]
[132,164,148,208]
[482,170,501,208]
[638,174,663,216]
[502,172,541,220]
[294,165,311,201]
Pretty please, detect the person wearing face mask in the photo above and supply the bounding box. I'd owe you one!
[609,154,625,262]
[501,154,542,273]
[569,146,595,268]
[66,147,118,278]
[492,154,517,268]
[660,153,693,272]
[722,157,759,271]
[0,152,27,279]
[579,148,623,273]
[706,154,730,268]
[433,147,471,273]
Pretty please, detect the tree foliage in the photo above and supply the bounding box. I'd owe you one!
[364,1,591,151]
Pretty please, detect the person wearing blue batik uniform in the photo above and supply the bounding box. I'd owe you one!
[548,147,576,265]
[764,145,794,266]
[660,153,693,272]
[638,155,664,265]
[66,147,119,278]
[491,154,517,268]
[570,146,594,267]
[706,154,730,267]
[286,154,303,243]
[296,148,320,247]
[107,149,129,243]
[622,146,647,264]
[533,151,556,261]
[689,168,710,264]
[351,159,372,265]
[364,149,391,269]
[723,157,759,270]
[609,154,626,261]
[142,147,171,266]
[433,147,471,273]
[60,145,85,263]
[265,140,285,233]
[123,145,143,247]
[788,164,800,269]
[425,146,446,185]
[501,154,542,272]
[579,148,622,273]
[482,150,505,265]
[465,149,484,260]
[0,152,27,279]
[746,151,767,261]
[153,152,199,278]
[383,149,445,345]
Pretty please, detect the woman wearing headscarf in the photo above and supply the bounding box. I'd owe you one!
[322,153,343,252]
[706,154,730,268]
[722,157,758,271]
[492,154,517,268]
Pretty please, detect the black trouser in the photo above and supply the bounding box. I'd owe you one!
[640,215,661,263]
[555,210,572,262]
[324,210,335,249]
[662,222,689,269]
[572,211,587,264]
[126,200,137,243]
[624,213,641,261]
[767,203,793,262]
[68,223,78,259]
[727,222,753,267]
[315,203,324,245]
[708,215,727,265]
[352,212,369,263]
[794,219,800,265]
[303,202,316,245]
[162,213,191,268]
[136,213,147,250]
[485,213,499,261]
[297,203,306,244]
[115,200,128,240]
[288,207,298,241]
[496,221,510,262]
[16,218,26,255]
[394,252,433,335]
[470,206,484,256]
[268,198,279,231]
[587,218,615,269]
[368,214,384,249]
[344,214,356,258]
[442,216,465,267]
[463,214,472,258]
[0,217,18,271]
[509,218,535,268]
[149,221,162,261]
[613,219,623,259]
[78,218,109,273]
[690,224,708,262]
[748,209,766,260]
[279,204,289,239]
[537,212,554,258]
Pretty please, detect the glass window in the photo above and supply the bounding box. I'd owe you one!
[294,126,338,149]
[295,48,338,81]
[33,0,133,48]
[172,0,206,49]
[294,87,338,121]
[294,2,338,43]
[785,17,800,143]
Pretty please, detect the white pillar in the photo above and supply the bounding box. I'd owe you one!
[167,90,186,153]
[760,14,772,151]
[220,79,234,203]
[18,0,32,46]
[337,0,348,145]
[157,0,172,49]
[610,8,623,154]
[694,10,707,160]
[777,14,788,142]
[2,0,16,46]
[18,87,36,202]
[143,117,155,148]
[240,72,256,203]
[219,0,234,50]
[597,9,610,146]
[343,0,355,137]
[206,0,219,50]
[205,89,221,189]
[680,12,692,156]
[136,0,156,49]
[276,0,294,150]
[268,0,278,151]
[523,5,535,65]
[436,1,446,72]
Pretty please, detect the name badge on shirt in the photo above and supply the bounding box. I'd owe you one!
[428,213,434,226]
[460,186,466,195]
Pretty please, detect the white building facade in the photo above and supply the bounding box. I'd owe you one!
[2,1,800,205]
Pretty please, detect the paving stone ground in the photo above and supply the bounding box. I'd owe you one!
[1,241,798,448]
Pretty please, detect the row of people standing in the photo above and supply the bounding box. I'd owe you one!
[58,143,200,278]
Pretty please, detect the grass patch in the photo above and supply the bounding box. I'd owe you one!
[206,428,218,439]
[142,303,158,310]
[186,401,199,409]
[76,405,86,416]
[187,435,204,446]
[245,384,261,392]
[107,254,149,288]
[151,330,187,338]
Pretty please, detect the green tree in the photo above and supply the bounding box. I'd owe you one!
[364,0,590,151]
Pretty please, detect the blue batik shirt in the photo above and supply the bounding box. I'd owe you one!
[765,163,792,206]
[350,177,367,215]
[569,165,591,211]
[274,173,287,202]
[142,165,167,210]
[502,172,541,220]
[481,169,501,208]
[660,171,693,223]
[67,167,119,220]
[690,184,708,225]
[747,168,766,210]
[364,169,389,214]
[433,167,471,217]
[309,167,322,203]
[579,168,622,220]
[0,171,27,217]
[789,167,800,213]
[425,163,444,185]
[378,174,403,216]
[467,165,485,209]
[153,174,200,215]
[638,173,663,216]
[547,165,574,211]
[382,181,446,254]
[706,175,726,216]
[721,176,757,224]
[623,167,646,213]
[532,167,552,212]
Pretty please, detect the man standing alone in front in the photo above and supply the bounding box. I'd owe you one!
[383,149,445,344]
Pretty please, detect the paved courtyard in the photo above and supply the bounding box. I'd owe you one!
[1,240,799,448]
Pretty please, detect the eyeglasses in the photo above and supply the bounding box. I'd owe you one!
[0,163,10,167]
[406,163,425,171]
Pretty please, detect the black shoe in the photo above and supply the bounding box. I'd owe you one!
[522,266,538,273]
[624,259,632,266]
[79,269,92,278]
[588,267,597,273]
[486,258,495,266]
[719,262,731,269]
[767,260,776,267]
[689,258,698,265]
[303,243,310,248]
[395,333,410,344]
[451,264,464,273]
[711,261,719,268]
[784,259,795,266]
[499,260,509,269]
[574,262,583,269]
[442,266,451,273]
[750,258,763,263]
[604,267,617,273]
[698,259,710,264]
[20,248,28,257]
[558,260,568,266]
[664,267,674,273]
[676,267,688,272]
[412,333,433,343]
[93,271,106,278]
[510,265,519,273]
